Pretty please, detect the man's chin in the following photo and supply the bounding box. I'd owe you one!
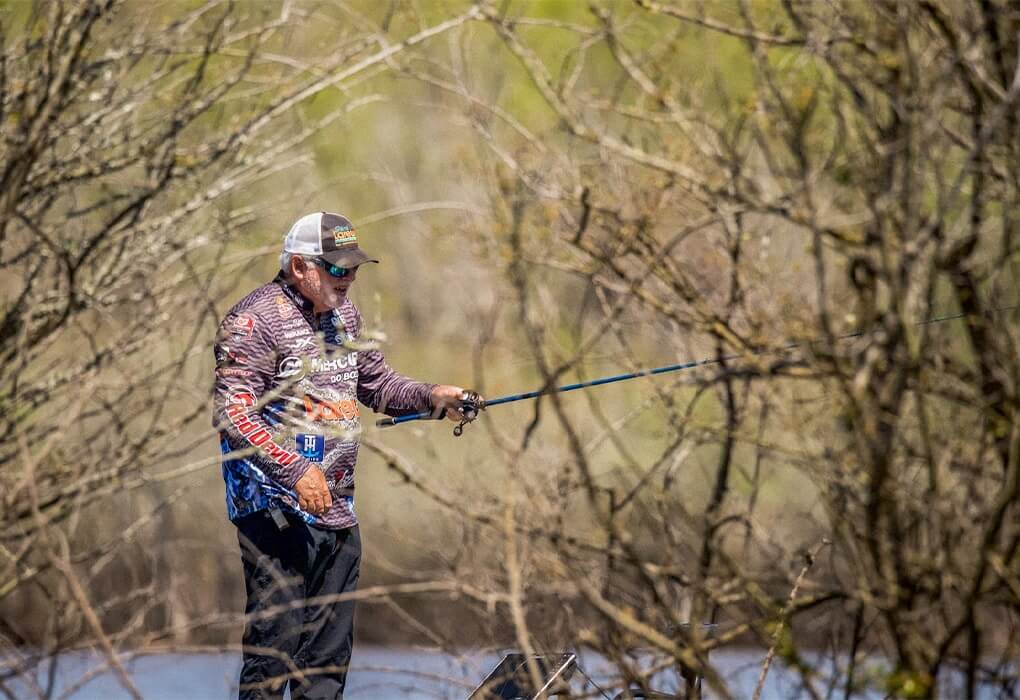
[323,289,347,307]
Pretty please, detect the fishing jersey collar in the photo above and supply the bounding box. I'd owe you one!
[274,272,316,315]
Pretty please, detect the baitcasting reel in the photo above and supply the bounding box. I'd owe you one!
[452,390,485,436]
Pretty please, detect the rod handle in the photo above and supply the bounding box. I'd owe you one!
[376,409,433,428]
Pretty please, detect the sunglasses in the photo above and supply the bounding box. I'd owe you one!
[308,257,355,278]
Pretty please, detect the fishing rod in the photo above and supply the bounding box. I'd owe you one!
[376,305,1017,436]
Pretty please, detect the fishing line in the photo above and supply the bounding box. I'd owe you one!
[377,304,1018,436]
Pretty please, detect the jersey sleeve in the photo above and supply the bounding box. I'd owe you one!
[213,309,312,489]
[351,306,436,417]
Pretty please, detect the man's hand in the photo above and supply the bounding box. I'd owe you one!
[295,467,332,515]
[430,385,482,422]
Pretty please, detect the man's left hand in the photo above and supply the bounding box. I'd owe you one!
[430,385,481,422]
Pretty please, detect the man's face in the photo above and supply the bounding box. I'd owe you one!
[292,257,358,312]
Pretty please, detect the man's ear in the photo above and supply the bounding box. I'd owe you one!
[290,256,307,281]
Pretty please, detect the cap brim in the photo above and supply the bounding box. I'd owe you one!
[321,248,379,267]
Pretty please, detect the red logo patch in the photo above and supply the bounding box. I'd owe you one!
[229,391,256,407]
[232,314,255,336]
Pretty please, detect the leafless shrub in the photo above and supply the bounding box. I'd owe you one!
[371,1,1020,697]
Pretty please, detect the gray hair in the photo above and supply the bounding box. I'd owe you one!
[280,251,295,273]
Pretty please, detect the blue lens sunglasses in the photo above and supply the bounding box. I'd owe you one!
[309,258,354,278]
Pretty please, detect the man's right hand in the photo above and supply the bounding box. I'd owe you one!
[295,467,332,515]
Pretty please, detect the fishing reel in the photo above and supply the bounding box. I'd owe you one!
[452,390,485,437]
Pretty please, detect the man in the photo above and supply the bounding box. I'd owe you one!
[213,212,472,699]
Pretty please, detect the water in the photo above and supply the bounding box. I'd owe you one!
[1,647,799,699]
[2,647,1009,699]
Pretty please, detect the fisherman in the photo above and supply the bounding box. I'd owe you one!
[212,212,474,699]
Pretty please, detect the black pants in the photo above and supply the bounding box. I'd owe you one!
[236,511,361,700]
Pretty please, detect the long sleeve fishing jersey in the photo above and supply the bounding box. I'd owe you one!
[213,274,435,530]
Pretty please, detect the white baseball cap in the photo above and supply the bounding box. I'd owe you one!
[282,212,379,267]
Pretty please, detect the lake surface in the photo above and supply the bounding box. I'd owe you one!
[3,646,1005,699]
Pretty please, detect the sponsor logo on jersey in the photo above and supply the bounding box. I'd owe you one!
[276,356,304,379]
[289,336,316,350]
[330,310,348,339]
[326,470,354,502]
[282,328,311,339]
[310,353,357,374]
[276,295,297,318]
[221,367,254,377]
[231,314,255,337]
[229,390,256,406]
[303,395,360,422]
[216,346,248,365]
[296,433,325,462]
[225,403,301,467]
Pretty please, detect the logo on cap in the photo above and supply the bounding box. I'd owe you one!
[332,225,357,247]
